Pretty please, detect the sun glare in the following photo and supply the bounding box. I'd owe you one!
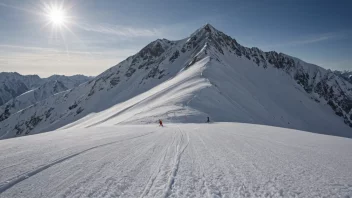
[42,2,72,30]
[46,6,67,27]
[49,8,65,26]
[40,1,77,55]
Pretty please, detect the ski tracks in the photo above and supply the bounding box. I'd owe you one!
[138,125,190,198]
[139,130,177,198]
[0,130,156,196]
[62,129,167,198]
[162,126,190,198]
[1,124,351,198]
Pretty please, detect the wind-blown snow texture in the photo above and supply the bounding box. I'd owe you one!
[0,123,351,197]
[0,24,351,139]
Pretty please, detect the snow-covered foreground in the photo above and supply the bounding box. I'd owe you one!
[0,123,351,197]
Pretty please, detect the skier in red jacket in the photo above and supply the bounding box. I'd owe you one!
[159,119,163,127]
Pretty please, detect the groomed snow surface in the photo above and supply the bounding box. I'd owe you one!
[0,123,351,198]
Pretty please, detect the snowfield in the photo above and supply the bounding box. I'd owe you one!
[0,123,351,197]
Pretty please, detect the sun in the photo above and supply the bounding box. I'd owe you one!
[46,6,67,27]
[42,2,71,30]
[40,1,76,56]
[40,2,75,51]
[49,8,65,26]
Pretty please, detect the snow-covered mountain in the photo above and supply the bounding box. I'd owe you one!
[0,80,69,122]
[45,74,94,88]
[0,72,43,106]
[0,24,351,139]
[0,73,92,123]
[0,72,92,106]
[335,70,352,84]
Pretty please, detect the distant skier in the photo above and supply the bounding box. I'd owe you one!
[159,119,164,127]
[206,117,210,123]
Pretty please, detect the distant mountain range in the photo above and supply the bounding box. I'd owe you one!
[0,72,92,122]
[0,24,351,139]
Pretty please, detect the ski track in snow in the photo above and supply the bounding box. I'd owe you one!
[0,131,156,194]
[0,123,351,198]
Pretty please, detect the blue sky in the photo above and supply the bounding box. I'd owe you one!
[0,0,351,77]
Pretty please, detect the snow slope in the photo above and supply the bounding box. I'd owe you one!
[1,24,351,139]
[61,56,351,138]
[0,123,351,197]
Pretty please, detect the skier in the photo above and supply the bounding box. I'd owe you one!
[159,119,163,127]
[206,117,210,123]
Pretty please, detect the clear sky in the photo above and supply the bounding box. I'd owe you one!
[0,0,351,77]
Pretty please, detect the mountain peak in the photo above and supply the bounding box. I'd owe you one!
[186,24,235,56]
[192,23,221,37]
[202,23,216,32]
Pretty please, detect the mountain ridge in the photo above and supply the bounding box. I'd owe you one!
[0,72,93,105]
[0,73,93,122]
[0,24,351,139]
